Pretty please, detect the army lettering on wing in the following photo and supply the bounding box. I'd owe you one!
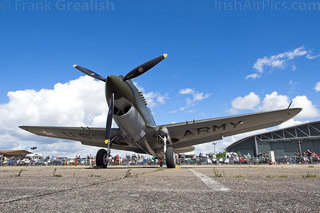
[184,130,195,137]
[230,121,244,129]
[197,127,210,134]
[212,124,227,132]
[183,121,244,137]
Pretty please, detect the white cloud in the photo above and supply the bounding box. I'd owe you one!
[178,88,210,112]
[231,92,260,110]
[246,73,260,79]
[306,54,320,60]
[0,76,106,129]
[143,92,168,107]
[260,91,290,111]
[260,92,319,118]
[291,96,319,118]
[133,82,168,107]
[231,91,319,119]
[247,46,320,79]
[315,82,320,92]
[179,88,194,95]
[259,92,319,118]
[0,76,107,157]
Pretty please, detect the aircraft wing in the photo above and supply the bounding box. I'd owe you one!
[19,126,146,153]
[162,108,301,149]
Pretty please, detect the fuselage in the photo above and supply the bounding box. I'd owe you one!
[105,76,160,156]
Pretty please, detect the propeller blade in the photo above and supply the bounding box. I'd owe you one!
[104,93,114,145]
[73,65,106,82]
[123,54,167,81]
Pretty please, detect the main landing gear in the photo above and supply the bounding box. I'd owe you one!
[161,135,176,169]
[96,149,109,168]
[165,147,176,168]
[96,138,113,168]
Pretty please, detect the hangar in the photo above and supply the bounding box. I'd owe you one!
[226,121,320,158]
[0,150,31,159]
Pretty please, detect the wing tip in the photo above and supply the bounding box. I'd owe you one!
[19,126,27,130]
[288,107,302,115]
[284,107,302,120]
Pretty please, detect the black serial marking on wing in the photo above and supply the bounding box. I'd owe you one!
[183,121,244,137]
[79,127,95,139]
[62,130,96,139]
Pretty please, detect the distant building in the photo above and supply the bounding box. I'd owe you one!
[0,150,31,159]
[226,121,320,158]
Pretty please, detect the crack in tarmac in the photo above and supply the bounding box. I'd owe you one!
[0,168,165,205]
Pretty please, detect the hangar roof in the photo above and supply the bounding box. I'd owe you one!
[226,120,320,151]
[0,150,31,157]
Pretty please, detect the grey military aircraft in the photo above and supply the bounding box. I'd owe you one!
[20,54,302,168]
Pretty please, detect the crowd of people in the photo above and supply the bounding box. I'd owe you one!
[1,150,320,166]
[294,149,319,164]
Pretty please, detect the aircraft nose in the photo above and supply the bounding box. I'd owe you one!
[106,75,123,97]
[106,75,122,89]
[105,75,134,103]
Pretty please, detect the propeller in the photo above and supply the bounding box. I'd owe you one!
[73,65,106,82]
[73,54,167,82]
[104,93,114,147]
[123,54,167,81]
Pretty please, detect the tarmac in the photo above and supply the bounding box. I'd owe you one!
[0,164,320,212]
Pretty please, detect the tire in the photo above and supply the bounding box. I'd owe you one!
[96,149,108,168]
[165,147,176,168]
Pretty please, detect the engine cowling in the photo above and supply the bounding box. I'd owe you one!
[113,99,146,142]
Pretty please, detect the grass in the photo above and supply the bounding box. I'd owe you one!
[302,173,317,178]
[213,168,224,177]
[53,168,62,177]
[124,169,133,178]
[234,175,243,178]
[266,175,288,178]
[15,169,23,177]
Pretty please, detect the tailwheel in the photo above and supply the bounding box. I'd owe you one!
[96,149,108,168]
[165,147,176,168]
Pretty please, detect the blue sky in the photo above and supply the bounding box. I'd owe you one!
[1,0,320,156]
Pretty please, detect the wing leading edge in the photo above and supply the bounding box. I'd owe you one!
[19,126,145,153]
[161,108,302,149]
